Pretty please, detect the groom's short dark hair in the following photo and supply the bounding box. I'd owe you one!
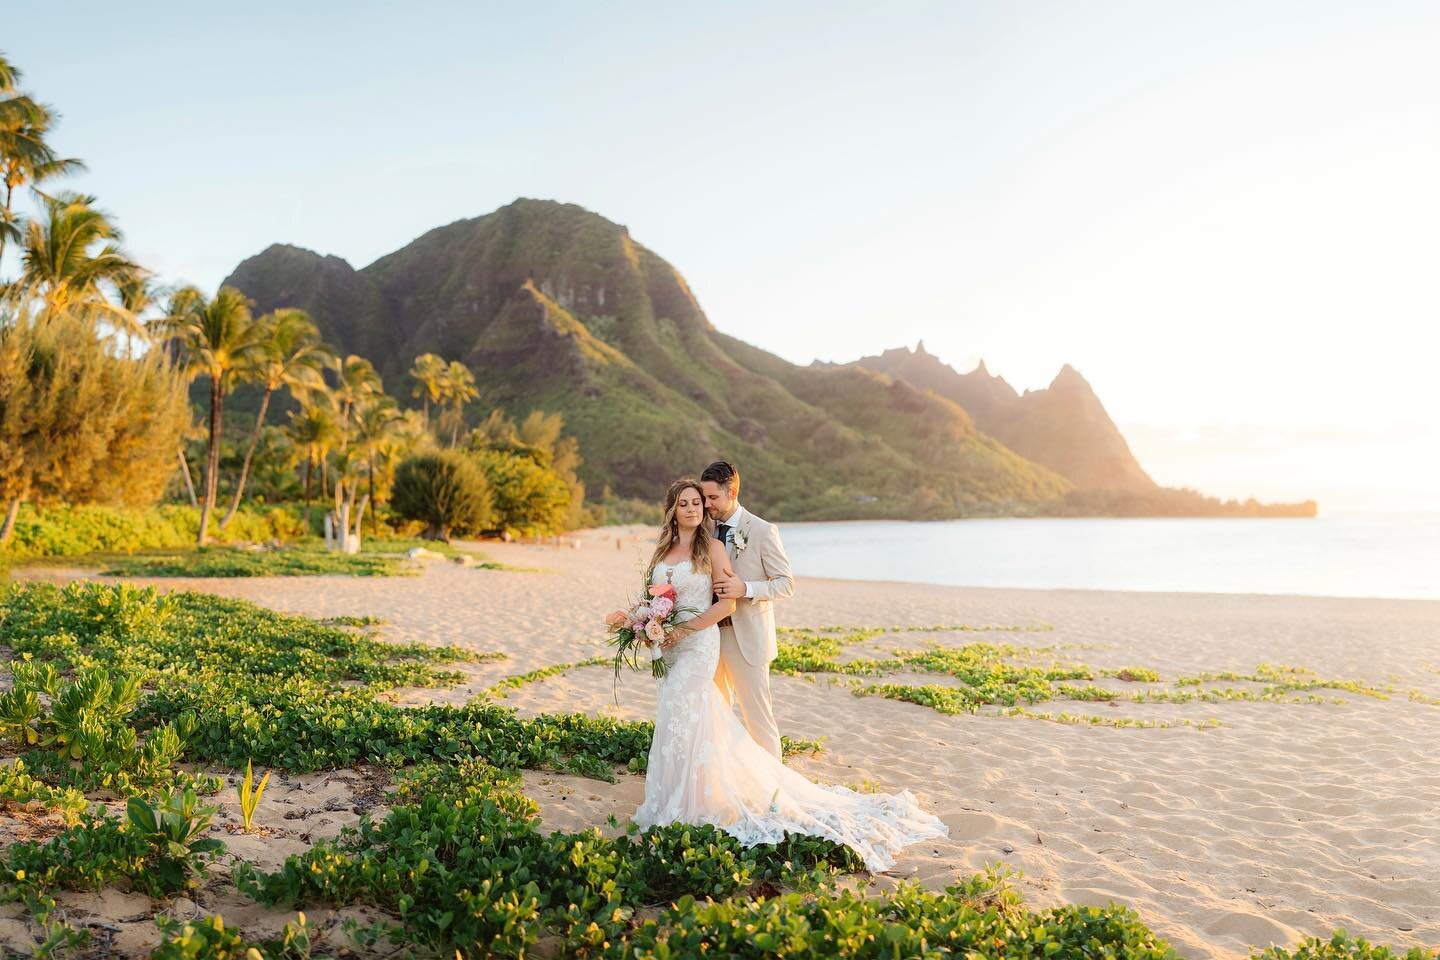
[701,460,740,495]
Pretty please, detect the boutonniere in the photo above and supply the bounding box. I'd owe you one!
[732,527,749,554]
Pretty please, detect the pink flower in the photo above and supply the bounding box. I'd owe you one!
[644,619,667,645]
[604,610,628,628]
[650,596,674,619]
[649,584,678,602]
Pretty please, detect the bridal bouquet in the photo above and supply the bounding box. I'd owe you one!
[604,584,696,680]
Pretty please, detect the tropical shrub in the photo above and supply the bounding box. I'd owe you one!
[391,451,494,541]
[472,447,572,537]
[0,309,190,541]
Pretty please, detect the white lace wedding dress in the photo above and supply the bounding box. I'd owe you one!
[633,559,948,872]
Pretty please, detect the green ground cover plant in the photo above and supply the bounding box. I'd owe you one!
[769,625,1425,728]
[101,544,414,578]
[0,584,1428,959]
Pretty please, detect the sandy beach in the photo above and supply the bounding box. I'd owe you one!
[15,527,1440,958]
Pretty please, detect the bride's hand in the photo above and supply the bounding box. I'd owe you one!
[662,623,692,648]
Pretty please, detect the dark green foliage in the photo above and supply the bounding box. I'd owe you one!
[234,776,862,959]
[1,790,224,906]
[601,881,1179,959]
[0,582,645,778]
[1253,931,1438,960]
[391,450,494,540]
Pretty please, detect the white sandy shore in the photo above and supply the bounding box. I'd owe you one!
[14,527,1440,958]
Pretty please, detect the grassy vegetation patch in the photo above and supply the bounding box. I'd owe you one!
[101,544,414,578]
[0,586,1426,958]
[771,625,1426,728]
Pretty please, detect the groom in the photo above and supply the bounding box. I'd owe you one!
[701,460,795,759]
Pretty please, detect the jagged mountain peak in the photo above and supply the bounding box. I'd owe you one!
[1049,362,1092,391]
[853,346,1150,492]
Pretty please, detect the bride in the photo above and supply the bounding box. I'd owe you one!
[632,478,949,872]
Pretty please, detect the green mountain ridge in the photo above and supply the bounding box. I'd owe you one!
[221,198,1301,520]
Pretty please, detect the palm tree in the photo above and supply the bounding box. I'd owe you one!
[353,396,401,535]
[219,309,333,529]
[157,286,265,544]
[0,54,84,266]
[408,353,445,428]
[114,271,162,355]
[287,403,339,527]
[330,354,382,438]
[438,360,478,447]
[4,192,141,329]
[148,287,204,507]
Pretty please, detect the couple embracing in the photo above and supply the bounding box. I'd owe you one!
[630,460,948,872]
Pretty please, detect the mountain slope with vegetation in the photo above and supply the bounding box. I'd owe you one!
[224,199,1072,519]
[224,198,1314,520]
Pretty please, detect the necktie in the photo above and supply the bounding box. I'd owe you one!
[715,521,734,627]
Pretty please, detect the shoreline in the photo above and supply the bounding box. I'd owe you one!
[565,522,1440,605]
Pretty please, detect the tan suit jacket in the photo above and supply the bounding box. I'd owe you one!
[720,505,795,665]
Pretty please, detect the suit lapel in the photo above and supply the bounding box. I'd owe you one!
[736,510,757,573]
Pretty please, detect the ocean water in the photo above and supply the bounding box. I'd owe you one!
[778,514,1440,601]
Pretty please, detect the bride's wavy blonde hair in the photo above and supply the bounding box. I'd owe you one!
[645,478,714,584]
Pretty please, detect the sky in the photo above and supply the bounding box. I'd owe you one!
[9,0,1439,513]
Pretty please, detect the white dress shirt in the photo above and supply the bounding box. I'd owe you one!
[716,503,755,599]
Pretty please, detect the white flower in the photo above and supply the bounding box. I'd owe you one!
[732,528,749,553]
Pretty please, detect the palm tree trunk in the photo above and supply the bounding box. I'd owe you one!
[352,493,369,540]
[302,456,314,528]
[320,457,329,500]
[367,452,376,536]
[220,387,272,530]
[196,378,222,546]
[421,394,429,429]
[0,183,12,268]
[450,403,460,447]
[0,499,20,545]
[177,447,198,507]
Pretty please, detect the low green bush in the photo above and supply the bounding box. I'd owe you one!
[391,451,494,541]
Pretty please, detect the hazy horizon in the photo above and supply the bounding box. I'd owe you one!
[9,1,1438,513]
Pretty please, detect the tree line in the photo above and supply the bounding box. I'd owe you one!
[0,51,584,547]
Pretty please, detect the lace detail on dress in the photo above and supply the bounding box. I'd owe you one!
[632,560,948,872]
